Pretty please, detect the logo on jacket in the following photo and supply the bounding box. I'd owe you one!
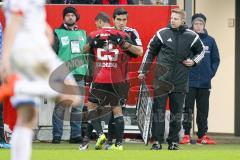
[167,38,172,42]
[204,45,210,54]
[79,36,84,41]
[61,36,69,46]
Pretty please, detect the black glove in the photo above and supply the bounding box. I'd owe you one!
[108,33,126,47]
[91,35,106,48]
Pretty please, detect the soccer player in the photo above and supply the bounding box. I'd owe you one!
[0,0,80,160]
[80,12,139,151]
[0,21,11,149]
[105,7,143,149]
[138,8,205,150]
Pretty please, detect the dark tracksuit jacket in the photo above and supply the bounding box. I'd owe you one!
[139,24,205,144]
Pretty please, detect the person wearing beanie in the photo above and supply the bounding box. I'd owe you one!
[52,6,88,144]
[191,13,207,27]
[62,6,80,22]
[181,13,220,145]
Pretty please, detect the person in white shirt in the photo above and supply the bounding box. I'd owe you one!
[0,0,80,160]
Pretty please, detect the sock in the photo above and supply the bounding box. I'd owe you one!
[88,110,103,136]
[11,126,33,160]
[107,114,115,143]
[87,123,94,138]
[114,115,124,145]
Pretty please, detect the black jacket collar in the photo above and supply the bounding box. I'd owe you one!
[168,24,188,33]
[60,23,78,31]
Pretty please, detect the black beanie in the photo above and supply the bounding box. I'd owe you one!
[191,13,207,26]
[63,6,80,21]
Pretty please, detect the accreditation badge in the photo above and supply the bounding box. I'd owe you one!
[71,40,81,54]
[61,36,69,46]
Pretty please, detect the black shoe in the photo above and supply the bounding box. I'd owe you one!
[79,137,89,150]
[52,136,61,144]
[168,143,180,150]
[150,143,162,150]
[69,136,83,144]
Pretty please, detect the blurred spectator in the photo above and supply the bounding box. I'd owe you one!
[102,0,127,4]
[50,0,102,4]
[49,0,137,4]
[0,21,11,149]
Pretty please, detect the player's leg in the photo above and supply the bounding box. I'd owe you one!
[106,82,128,149]
[106,113,114,146]
[88,101,107,150]
[87,83,105,137]
[79,106,91,150]
[107,83,128,150]
[108,105,124,150]
[10,97,38,160]
[0,102,11,149]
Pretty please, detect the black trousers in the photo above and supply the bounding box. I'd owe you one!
[182,87,210,138]
[0,103,5,142]
[152,92,185,144]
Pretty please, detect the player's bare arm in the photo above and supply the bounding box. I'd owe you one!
[45,23,54,45]
[122,41,143,56]
[1,12,23,78]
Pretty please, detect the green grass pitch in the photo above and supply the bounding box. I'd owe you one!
[1,142,240,160]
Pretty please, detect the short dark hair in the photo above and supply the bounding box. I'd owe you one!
[95,12,110,23]
[113,7,128,19]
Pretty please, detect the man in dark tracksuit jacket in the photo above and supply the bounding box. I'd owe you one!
[138,9,205,150]
[181,13,220,145]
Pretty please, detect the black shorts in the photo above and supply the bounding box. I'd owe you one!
[88,82,129,107]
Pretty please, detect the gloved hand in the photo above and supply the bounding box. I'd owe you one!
[108,33,126,47]
[91,35,106,48]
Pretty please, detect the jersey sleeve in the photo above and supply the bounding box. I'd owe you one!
[125,28,142,46]
[130,29,142,46]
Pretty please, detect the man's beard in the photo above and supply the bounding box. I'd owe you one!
[66,22,75,27]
